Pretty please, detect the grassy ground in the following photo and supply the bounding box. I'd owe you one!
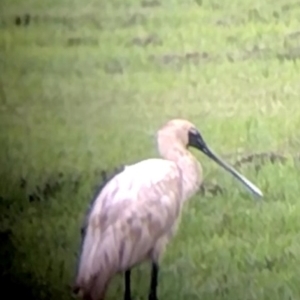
[1,0,300,299]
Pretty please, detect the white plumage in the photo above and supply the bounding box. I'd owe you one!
[73,119,263,300]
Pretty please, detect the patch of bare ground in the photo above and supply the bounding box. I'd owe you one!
[279,30,300,61]
[148,51,218,69]
[277,47,300,61]
[216,8,268,27]
[281,1,300,11]
[208,2,222,10]
[199,181,224,197]
[12,167,125,204]
[226,45,271,63]
[128,34,162,47]
[66,37,98,47]
[104,59,128,75]
[12,13,102,29]
[285,30,300,40]
[14,14,30,26]
[247,8,267,23]
[194,0,203,6]
[122,13,148,27]
[215,16,245,27]
[233,152,288,168]
[10,11,148,30]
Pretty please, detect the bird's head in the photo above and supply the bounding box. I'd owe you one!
[157,119,263,198]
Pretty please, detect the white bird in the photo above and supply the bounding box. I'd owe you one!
[72,119,263,300]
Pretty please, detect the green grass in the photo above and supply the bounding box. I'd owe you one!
[1,0,300,299]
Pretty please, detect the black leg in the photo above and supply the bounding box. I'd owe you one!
[148,262,159,300]
[124,269,132,300]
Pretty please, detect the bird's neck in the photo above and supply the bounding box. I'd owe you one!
[162,145,203,201]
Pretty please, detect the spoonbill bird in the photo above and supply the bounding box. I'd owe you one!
[72,119,263,300]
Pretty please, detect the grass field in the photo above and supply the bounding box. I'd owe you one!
[1,0,300,299]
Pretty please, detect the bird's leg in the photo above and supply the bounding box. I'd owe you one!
[124,269,132,300]
[148,262,159,300]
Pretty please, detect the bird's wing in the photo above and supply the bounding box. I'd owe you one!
[75,159,184,295]
[87,158,184,237]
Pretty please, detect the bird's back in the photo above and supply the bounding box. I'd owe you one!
[74,158,184,299]
[92,158,182,208]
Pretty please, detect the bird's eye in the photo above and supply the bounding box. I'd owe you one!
[189,127,198,136]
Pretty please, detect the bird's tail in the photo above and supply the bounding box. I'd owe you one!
[72,226,119,300]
